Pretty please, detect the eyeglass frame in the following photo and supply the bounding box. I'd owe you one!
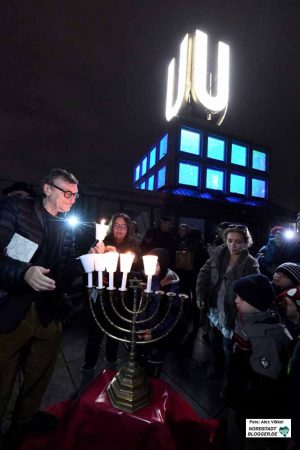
[228,224,247,230]
[49,183,79,199]
[113,223,128,230]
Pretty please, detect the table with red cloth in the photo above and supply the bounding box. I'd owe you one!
[21,370,222,450]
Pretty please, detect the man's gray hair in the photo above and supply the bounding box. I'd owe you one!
[41,168,78,187]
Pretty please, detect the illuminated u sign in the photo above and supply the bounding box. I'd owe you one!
[165,30,230,124]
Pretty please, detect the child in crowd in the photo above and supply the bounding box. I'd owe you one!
[136,248,183,377]
[227,274,293,443]
[272,263,300,449]
[272,262,300,331]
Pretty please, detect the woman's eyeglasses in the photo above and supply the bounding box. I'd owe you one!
[49,183,79,199]
[228,224,247,230]
[113,223,127,230]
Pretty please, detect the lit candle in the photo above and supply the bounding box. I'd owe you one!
[119,253,135,291]
[96,219,108,242]
[105,252,119,290]
[142,255,158,293]
[94,253,106,289]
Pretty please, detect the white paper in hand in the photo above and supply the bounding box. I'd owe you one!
[6,233,38,263]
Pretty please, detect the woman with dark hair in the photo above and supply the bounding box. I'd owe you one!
[196,225,259,386]
[79,213,142,391]
[103,213,142,270]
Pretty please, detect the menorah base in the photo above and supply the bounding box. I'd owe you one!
[107,359,151,413]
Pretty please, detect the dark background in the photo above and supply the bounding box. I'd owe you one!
[0,1,299,210]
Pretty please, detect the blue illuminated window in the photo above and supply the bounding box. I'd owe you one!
[206,168,224,191]
[230,174,246,195]
[148,175,154,191]
[134,165,140,181]
[157,166,166,188]
[159,134,168,160]
[140,181,146,190]
[252,179,266,198]
[231,143,247,166]
[252,150,266,171]
[149,147,156,168]
[207,136,225,161]
[180,129,201,155]
[178,162,199,187]
[141,157,147,176]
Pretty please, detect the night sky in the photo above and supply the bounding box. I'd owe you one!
[0,1,299,211]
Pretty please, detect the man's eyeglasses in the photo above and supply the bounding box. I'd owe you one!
[49,183,79,199]
[113,223,127,230]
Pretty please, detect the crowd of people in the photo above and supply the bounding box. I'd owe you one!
[1,171,300,449]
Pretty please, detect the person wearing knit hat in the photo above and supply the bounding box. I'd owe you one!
[272,263,300,330]
[273,262,300,287]
[226,274,293,433]
[256,228,295,280]
[270,226,286,236]
[234,274,275,312]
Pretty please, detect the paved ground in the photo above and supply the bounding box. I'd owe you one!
[1,307,243,449]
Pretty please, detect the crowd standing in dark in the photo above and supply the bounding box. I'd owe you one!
[1,178,300,450]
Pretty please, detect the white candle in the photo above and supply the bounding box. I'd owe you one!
[94,254,106,289]
[120,272,128,291]
[119,253,134,291]
[96,219,108,241]
[146,275,152,293]
[88,272,93,288]
[109,272,114,290]
[97,271,103,289]
[142,255,158,292]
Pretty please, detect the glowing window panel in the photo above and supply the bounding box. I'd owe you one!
[141,156,147,176]
[231,143,247,166]
[252,150,266,171]
[134,165,140,181]
[157,166,166,188]
[159,134,168,160]
[178,162,199,187]
[230,174,246,195]
[252,178,266,198]
[180,128,201,155]
[206,168,224,191]
[207,136,225,161]
[149,147,156,168]
[140,181,146,190]
[148,175,154,191]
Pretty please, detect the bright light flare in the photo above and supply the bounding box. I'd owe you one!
[66,215,80,227]
[284,229,295,240]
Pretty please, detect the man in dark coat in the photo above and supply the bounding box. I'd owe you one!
[0,168,88,442]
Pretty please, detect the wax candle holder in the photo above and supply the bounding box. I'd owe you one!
[87,278,188,413]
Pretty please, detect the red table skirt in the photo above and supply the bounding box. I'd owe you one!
[21,370,222,450]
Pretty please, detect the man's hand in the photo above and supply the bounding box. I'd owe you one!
[24,266,56,292]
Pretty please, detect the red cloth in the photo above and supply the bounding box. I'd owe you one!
[21,370,222,450]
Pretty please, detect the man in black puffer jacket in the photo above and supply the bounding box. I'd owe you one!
[0,168,91,441]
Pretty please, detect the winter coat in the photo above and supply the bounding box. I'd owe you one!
[235,310,293,379]
[196,244,259,330]
[0,195,84,332]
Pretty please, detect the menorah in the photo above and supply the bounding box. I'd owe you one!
[79,251,187,413]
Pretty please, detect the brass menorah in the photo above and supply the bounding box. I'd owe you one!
[87,278,187,413]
